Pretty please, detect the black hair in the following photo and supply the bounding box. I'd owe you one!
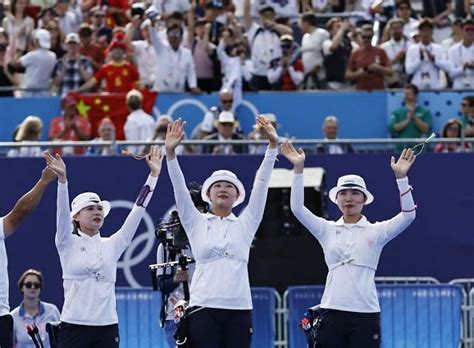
[167,24,183,37]
[301,12,318,27]
[404,83,419,95]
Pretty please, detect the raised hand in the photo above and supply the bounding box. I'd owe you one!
[165,119,186,160]
[256,115,279,148]
[281,141,305,173]
[43,151,67,183]
[145,145,164,177]
[40,166,57,185]
[390,148,416,179]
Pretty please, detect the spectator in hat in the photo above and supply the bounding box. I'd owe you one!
[124,89,156,155]
[267,34,304,90]
[148,22,200,93]
[346,24,392,91]
[9,29,57,96]
[79,23,105,71]
[322,18,356,90]
[243,0,291,90]
[405,18,450,89]
[434,118,471,153]
[127,19,158,89]
[77,32,139,93]
[54,0,82,35]
[2,0,35,54]
[300,12,330,89]
[48,95,91,155]
[7,116,44,157]
[203,111,247,154]
[53,32,94,95]
[87,117,118,156]
[317,115,355,154]
[448,19,474,89]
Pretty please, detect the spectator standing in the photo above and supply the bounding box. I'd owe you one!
[10,269,60,348]
[300,12,330,89]
[53,0,82,35]
[405,18,450,90]
[316,115,355,154]
[2,0,34,55]
[346,24,392,90]
[267,34,304,90]
[124,89,156,155]
[77,33,139,93]
[149,23,200,93]
[389,84,433,151]
[0,41,17,96]
[11,29,57,96]
[53,33,94,95]
[421,0,453,42]
[459,95,474,136]
[44,19,66,59]
[381,18,408,88]
[78,24,105,71]
[322,18,356,90]
[382,0,418,42]
[243,0,290,90]
[441,18,464,50]
[88,117,117,156]
[448,19,474,89]
[48,95,91,155]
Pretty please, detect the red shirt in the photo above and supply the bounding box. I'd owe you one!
[348,46,389,91]
[48,115,92,155]
[281,59,304,91]
[94,61,139,93]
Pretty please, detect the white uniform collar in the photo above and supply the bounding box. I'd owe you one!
[204,212,238,221]
[334,215,369,227]
[78,230,101,238]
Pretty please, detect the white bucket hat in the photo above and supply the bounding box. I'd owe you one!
[70,192,111,218]
[328,174,374,205]
[201,170,246,208]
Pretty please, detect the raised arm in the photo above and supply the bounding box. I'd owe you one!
[110,146,163,258]
[376,148,417,246]
[165,119,204,235]
[2,166,56,238]
[281,141,329,243]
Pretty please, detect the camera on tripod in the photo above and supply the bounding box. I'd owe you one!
[155,210,189,251]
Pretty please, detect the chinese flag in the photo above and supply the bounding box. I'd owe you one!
[69,90,158,140]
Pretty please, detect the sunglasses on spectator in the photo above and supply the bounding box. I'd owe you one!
[168,32,182,38]
[24,282,41,289]
[221,99,233,104]
[220,122,234,127]
[281,43,292,49]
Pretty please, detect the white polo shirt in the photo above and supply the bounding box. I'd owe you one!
[246,23,282,77]
[124,109,156,155]
[55,175,157,325]
[0,217,9,316]
[11,301,60,348]
[291,174,416,313]
[167,147,277,309]
[405,42,449,89]
[448,42,474,89]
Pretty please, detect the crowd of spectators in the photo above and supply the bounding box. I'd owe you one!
[0,0,472,155]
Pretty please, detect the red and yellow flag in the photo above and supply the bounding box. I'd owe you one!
[69,90,158,139]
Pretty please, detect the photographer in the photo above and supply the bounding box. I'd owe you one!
[164,116,278,348]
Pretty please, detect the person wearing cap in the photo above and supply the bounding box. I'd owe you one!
[77,32,139,93]
[300,12,330,89]
[203,111,247,154]
[405,18,450,89]
[243,0,291,90]
[448,19,474,89]
[267,34,304,90]
[164,116,278,348]
[10,269,60,348]
[10,29,57,97]
[48,95,92,155]
[281,141,417,348]
[52,32,94,95]
[123,89,156,155]
[0,166,56,348]
[43,145,163,348]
